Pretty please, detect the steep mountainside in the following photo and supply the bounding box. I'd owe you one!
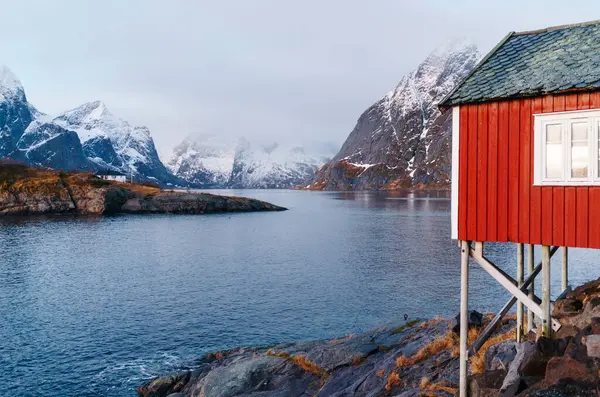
[0,66,179,185]
[168,137,334,188]
[306,41,480,190]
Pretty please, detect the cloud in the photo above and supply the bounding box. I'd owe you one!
[0,0,597,158]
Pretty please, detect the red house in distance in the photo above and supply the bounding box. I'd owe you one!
[438,20,600,396]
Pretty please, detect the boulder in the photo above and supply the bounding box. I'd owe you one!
[484,340,517,372]
[544,355,599,385]
[582,334,600,358]
[451,310,483,334]
[468,370,506,397]
[137,371,190,397]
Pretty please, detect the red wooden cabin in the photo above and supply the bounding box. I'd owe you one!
[439,20,600,396]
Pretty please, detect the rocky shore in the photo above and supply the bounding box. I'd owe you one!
[0,164,286,215]
[139,278,600,397]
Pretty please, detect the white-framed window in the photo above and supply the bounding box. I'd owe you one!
[534,109,600,185]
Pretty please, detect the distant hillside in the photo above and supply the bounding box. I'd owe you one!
[305,41,480,190]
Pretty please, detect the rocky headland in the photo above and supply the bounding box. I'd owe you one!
[139,278,600,397]
[0,164,286,215]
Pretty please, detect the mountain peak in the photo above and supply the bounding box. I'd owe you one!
[0,65,26,102]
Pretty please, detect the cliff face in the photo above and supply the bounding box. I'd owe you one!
[0,164,286,215]
[306,41,480,190]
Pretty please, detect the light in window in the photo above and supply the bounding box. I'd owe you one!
[545,124,563,179]
[571,122,588,178]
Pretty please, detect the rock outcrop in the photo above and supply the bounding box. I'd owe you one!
[0,164,286,215]
[305,40,480,190]
[139,278,600,396]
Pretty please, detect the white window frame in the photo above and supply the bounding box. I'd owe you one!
[534,109,600,186]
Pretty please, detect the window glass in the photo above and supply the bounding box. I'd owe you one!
[571,122,588,178]
[545,124,563,179]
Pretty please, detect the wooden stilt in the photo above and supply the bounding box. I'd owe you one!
[469,246,560,355]
[542,245,552,338]
[562,247,568,292]
[459,240,469,397]
[516,244,524,342]
[527,244,534,333]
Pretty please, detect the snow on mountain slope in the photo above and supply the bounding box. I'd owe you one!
[52,101,176,183]
[306,40,481,190]
[0,65,34,159]
[167,135,236,187]
[168,136,334,188]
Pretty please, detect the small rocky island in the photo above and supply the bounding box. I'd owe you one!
[0,164,286,215]
[140,278,600,397]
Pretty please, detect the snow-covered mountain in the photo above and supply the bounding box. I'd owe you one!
[168,136,334,188]
[0,66,179,184]
[306,40,481,190]
[167,135,236,187]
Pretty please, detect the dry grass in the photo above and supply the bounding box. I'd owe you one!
[470,327,516,374]
[419,317,446,330]
[376,369,385,377]
[267,349,328,379]
[420,377,458,395]
[385,371,401,391]
[396,330,457,368]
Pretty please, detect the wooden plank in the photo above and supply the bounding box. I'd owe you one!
[530,98,543,245]
[469,246,561,355]
[467,105,479,239]
[498,102,509,242]
[460,241,469,397]
[477,104,488,241]
[542,246,552,337]
[542,188,554,245]
[579,92,591,109]
[508,100,520,242]
[470,249,543,318]
[541,96,553,246]
[589,187,600,248]
[564,187,577,247]
[565,94,578,111]
[590,92,600,109]
[458,106,470,240]
[576,188,589,247]
[519,99,531,243]
[487,102,499,241]
[553,187,565,246]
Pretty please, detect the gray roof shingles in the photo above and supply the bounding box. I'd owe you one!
[440,21,600,107]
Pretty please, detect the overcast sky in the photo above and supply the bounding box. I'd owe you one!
[0,1,598,158]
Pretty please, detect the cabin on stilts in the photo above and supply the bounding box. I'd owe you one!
[439,20,600,397]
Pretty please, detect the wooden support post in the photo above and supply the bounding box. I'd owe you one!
[469,246,560,355]
[562,247,568,292]
[516,244,524,342]
[542,245,552,338]
[527,244,534,333]
[459,240,469,397]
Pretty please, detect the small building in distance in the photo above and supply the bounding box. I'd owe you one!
[439,20,600,397]
[96,169,127,183]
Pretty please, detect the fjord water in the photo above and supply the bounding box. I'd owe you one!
[2,190,600,396]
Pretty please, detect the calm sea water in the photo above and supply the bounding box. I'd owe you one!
[1,189,599,396]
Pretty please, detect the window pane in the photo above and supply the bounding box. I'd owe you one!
[546,124,562,143]
[571,122,588,178]
[545,124,563,179]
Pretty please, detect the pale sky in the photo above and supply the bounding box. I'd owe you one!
[0,0,598,159]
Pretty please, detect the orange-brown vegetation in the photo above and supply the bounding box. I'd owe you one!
[376,369,385,377]
[470,327,516,374]
[385,371,401,391]
[266,349,328,379]
[205,351,225,360]
[419,377,458,395]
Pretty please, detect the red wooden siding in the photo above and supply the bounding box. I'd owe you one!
[458,92,600,249]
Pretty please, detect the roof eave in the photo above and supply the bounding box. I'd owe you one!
[438,31,515,111]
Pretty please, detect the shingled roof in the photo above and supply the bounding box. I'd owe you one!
[439,20,600,108]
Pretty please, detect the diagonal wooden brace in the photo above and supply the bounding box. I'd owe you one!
[469,246,560,355]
